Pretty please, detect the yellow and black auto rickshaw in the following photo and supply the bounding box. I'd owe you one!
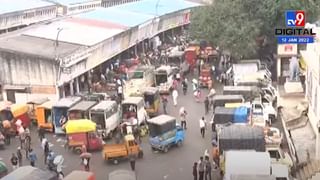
[143,87,160,117]
[36,101,55,132]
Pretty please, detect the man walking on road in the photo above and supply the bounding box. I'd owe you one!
[28,149,37,167]
[172,89,178,106]
[10,153,18,170]
[162,96,168,114]
[179,107,187,129]
[204,156,212,180]
[198,156,205,180]
[17,147,22,167]
[204,97,209,114]
[200,117,206,138]
[129,151,136,171]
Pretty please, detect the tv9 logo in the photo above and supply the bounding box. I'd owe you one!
[286,10,305,27]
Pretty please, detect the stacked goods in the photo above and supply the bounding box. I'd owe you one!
[218,125,265,153]
[213,107,236,124]
[233,107,248,123]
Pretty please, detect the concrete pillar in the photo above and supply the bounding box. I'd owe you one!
[87,71,92,93]
[70,80,74,96]
[75,77,80,94]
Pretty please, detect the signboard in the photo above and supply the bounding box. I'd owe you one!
[277,44,297,56]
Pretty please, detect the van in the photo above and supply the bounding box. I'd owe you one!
[125,66,155,97]
[121,97,148,126]
[154,66,174,94]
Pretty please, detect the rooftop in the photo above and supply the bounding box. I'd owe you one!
[0,0,55,15]
[68,100,97,111]
[147,114,175,125]
[0,35,82,59]
[90,100,116,111]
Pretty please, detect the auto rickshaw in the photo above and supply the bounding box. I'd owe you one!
[27,98,49,125]
[36,101,55,132]
[10,104,31,128]
[143,87,160,117]
[199,64,213,88]
[64,119,103,154]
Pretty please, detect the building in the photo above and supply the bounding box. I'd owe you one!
[0,0,57,34]
[46,0,102,15]
[0,0,200,103]
[300,25,320,158]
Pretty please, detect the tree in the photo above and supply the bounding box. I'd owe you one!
[190,0,320,59]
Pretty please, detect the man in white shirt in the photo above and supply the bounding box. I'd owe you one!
[199,117,206,138]
[179,107,187,129]
[172,89,178,106]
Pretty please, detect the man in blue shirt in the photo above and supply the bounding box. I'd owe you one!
[28,149,37,167]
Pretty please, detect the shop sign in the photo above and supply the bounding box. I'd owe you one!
[277,44,297,56]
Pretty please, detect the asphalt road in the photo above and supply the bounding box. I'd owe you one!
[0,75,221,180]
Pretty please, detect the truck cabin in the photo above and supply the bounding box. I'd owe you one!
[52,96,82,134]
[147,115,177,138]
[155,66,173,86]
[121,97,144,123]
[212,95,244,109]
[68,101,97,120]
[89,100,118,130]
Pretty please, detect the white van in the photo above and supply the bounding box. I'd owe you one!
[89,100,120,138]
[125,66,155,97]
[121,97,148,126]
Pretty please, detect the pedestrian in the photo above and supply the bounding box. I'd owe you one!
[205,156,212,180]
[172,89,178,106]
[200,117,206,138]
[204,97,209,114]
[212,146,220,167]
[129,151,136,171]
[10,153,18,170]
[193,162,198,180]
[194,89,201,102]
[182,78,188,95]
[38,127,45,142]
[179,107,187,129]
[44,141,50,164]
[19,128,26,150]
[81,157,90,171]
[162,96,168,114]
[198,156,205,180]
[28,149,37,167]
[117,84,123,102]
[17,147,22,167]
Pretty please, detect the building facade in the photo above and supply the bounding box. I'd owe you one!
[0,0,57,34]
[47,0,102,15]
[102,0,140,7]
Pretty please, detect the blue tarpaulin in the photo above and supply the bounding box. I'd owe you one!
[233,107,248,123]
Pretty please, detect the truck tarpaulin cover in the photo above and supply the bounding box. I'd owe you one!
[2,166,56,180]
[218,125,265,152]
[213,107,236,124]
[65,119,96,134]
[233,107,248,123]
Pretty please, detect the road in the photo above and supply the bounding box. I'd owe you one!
[0,74,221,180]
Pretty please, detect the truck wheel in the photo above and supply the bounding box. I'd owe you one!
[113,159,118,165]
[163,146,169,153]
[177,140,182,147]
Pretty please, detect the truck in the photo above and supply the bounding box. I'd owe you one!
[212,106,248,125]
[148,114,185,153]
[154,65,174,94]
[124,65,155,98]
[212,95,244,111]
[223,150,271,180]
[102,134,143,164]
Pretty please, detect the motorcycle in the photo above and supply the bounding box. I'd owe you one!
[47,152,64,179]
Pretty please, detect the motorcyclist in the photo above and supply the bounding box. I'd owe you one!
[47,151,56,171]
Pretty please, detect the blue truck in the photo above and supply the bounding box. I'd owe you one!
[147,114,185,153]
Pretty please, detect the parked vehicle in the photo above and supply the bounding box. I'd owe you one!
[108,170,136,180]
[222,150,271,180]
[68,100,98,120]
[199,65,212,87]
[52,96,81,134]
[64,119,103,153]
[267,144,293,168]
[223,86,261,101]
[102,134,143,164]
[10,104,31,128]
[212,106,248,125]
[143,87,160,117]
[121,97,148,126]
[184,47,198,70]
[218,125,266,154]
[2,166,56,180]
[155,66,174,95]
[148,115,185,153]
[271,163,291,180]
[212,95,244,110]
[64,170,95,180]
[89,100,120,139]
[27,97,49,125]
[125,66,155,98]
[36,100,54,132]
